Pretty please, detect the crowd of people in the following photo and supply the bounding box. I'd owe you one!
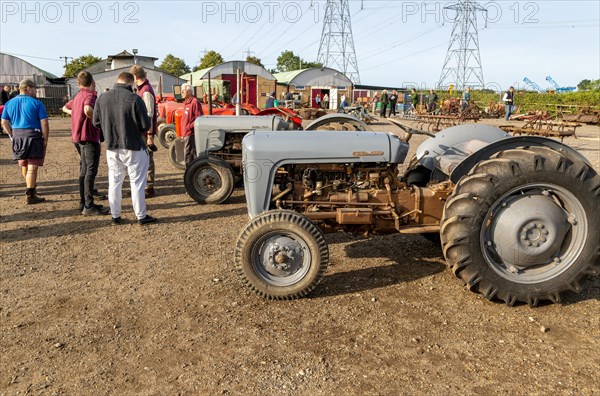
[365,86,515,119]
[0,65,209,225]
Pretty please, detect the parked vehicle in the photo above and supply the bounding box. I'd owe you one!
[233,121,599,306]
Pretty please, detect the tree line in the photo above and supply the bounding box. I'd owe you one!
[63,51,322,78]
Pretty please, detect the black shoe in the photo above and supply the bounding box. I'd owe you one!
[93,189,108,200]
[138,215,157,225]
[145,187,155,199]
[111,216,122,225]
[82,204,110,216]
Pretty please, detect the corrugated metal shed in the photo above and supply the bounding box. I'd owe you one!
[0,53,58,84]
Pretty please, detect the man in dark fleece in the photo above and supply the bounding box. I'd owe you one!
[93,72,157,226]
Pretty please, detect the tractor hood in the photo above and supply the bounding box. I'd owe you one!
[242,130,409,217]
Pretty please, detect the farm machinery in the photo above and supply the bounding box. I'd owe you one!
[232,121,599,306]
[182,113,369,203]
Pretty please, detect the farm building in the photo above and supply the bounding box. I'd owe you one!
[273,67,353,110]
[0,52,59,85]
[0,52,68,114]
[180,61,276,108]
[67,50,184,97]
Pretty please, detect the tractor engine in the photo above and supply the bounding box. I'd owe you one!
[274,163,453,235]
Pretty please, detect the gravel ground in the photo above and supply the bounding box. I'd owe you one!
[0,116,598,395]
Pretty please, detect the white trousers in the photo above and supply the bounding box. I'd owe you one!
[106,148,149,219]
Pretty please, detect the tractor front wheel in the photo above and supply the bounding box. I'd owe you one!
[234,210,329,299]
[158,123,177,148]
[184,155,234,204]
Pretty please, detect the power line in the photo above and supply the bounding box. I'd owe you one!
[4,52,63,62]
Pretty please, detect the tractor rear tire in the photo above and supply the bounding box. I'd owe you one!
[184,155,235,204]
[168,138,185,170]
[441,146,600,306]
[234,210,329,300]
[158,123,177,148]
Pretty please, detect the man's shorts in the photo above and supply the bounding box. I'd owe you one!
[18,158,44,167]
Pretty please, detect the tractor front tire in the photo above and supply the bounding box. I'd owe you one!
[184,155,234,204]
[234,210,329,300]
[441,146,599,306]
[168,138,185,170]
[158,123,177,148]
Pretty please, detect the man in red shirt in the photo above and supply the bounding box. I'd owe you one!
[62,71,109,215]
[180,83,203,167]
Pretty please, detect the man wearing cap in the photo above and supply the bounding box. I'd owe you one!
[62,71,109,215]
[130,65,158,198]
[1,79,49,204]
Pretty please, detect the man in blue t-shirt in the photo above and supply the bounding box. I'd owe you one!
[1,79,50,204]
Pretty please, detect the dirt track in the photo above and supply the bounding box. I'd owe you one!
[1,117,599,395]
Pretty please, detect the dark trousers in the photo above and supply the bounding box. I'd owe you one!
[388,101,397,116]
[147,151,155,188]
[184,135,196,167]
[78,142,101,208]
[380,103,388,117]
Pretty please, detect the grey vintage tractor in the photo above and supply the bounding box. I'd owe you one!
[233,122,599,306]
[182,114,368,204]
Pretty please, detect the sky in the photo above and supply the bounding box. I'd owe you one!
[1,0,599,90]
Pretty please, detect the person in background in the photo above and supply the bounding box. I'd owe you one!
[9,85,19,99]
[379,90,389,118]
[322,93,329,109]
[388,90,398,117]
[266,92,276,109]
[130,65,158,198]
[503,86,516,120]
[461,87,471,112]
[371,91,379,114]
[411,89,419,113]
[62,71,109,215]
[93,72,156,225]
[427,89,439,113]
[1,86,10,104]
[315,93,321,108]
[339,94,347,110]
[180,83,204,167]
[1,79,49,204]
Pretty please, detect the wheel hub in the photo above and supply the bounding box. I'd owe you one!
[196,168,221,194]
[488,192,570,268]
[267,242,304,276]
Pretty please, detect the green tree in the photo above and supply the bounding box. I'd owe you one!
[303,61,323,69]
[577,79,592,91]
[577,79,600,91]
[194,51,224,71]
[63,54,102,77]
[276,51,302,72]
[159,54,191,77]
[276,51,323,72]
[246,56,264,67]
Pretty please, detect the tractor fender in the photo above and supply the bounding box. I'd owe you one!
[450,136,593,184]
[305,113,368,131]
